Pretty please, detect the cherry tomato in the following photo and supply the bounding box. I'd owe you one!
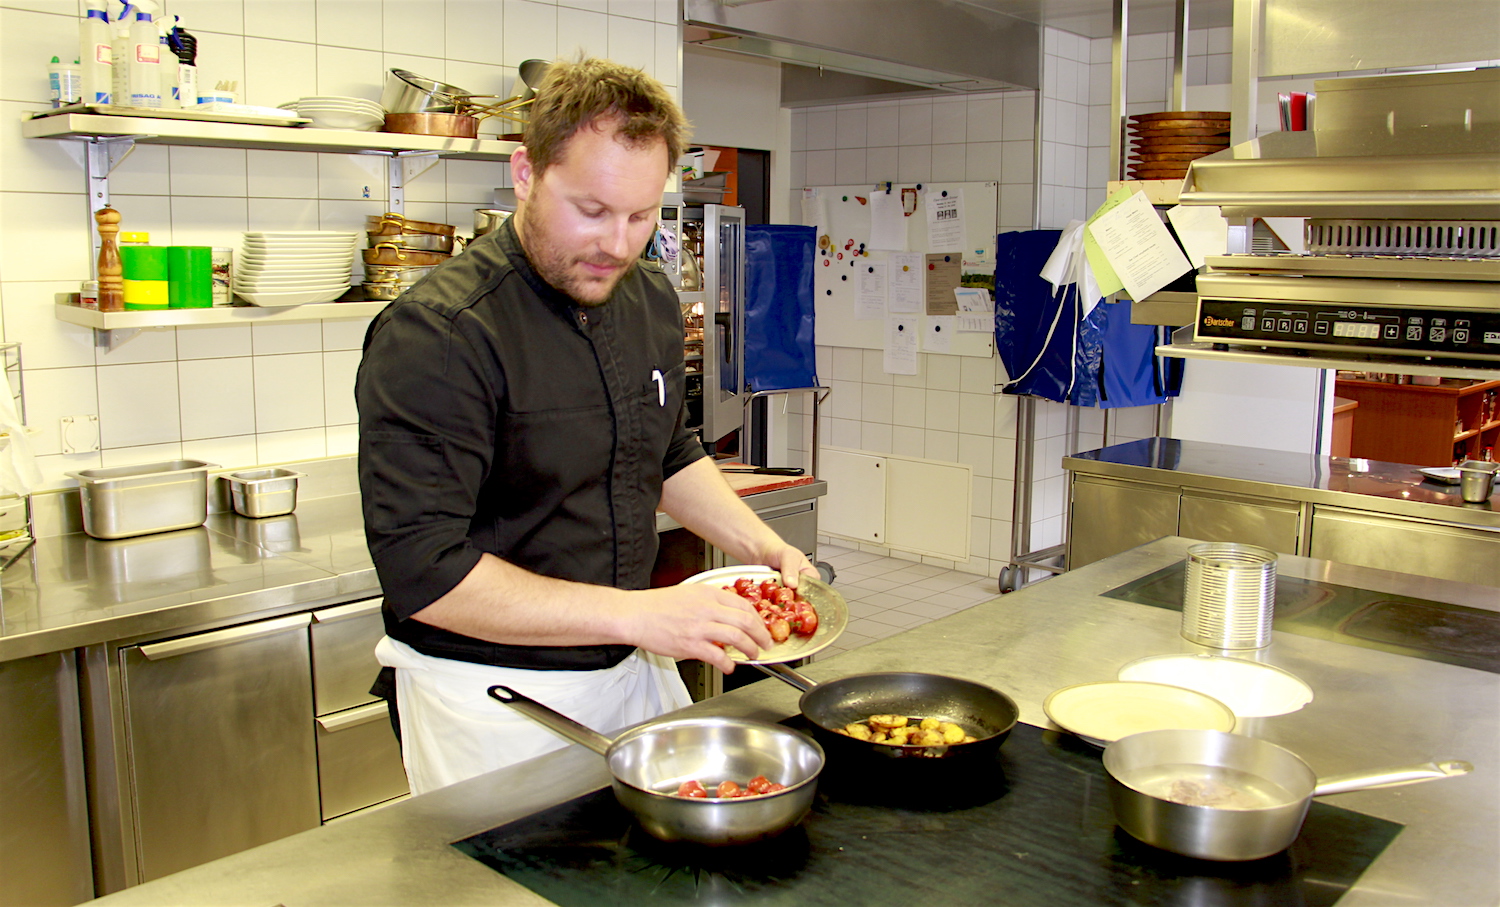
[677,780,708,798]
[747,775,772,794]
[795,608,819,637]
[716,780,741,798]
[763,782,786,793]
[732,578,755,596]
[768,618,791,643]
[773,586,797,605]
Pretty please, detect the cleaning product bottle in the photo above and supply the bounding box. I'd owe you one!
[156,17,178,108]
[79,0,112,106]
[111,2,160,108]
[168,17,197,107]
[109,2,133,108]
[48,57,82,107]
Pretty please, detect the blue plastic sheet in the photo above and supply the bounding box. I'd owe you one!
[744,225,818,392]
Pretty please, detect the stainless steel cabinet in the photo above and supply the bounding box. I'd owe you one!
[119,613,321,882]
[0,651,92,907]
[1310,506,1500,588]
[1067,474,1180,569]
[1179,490,1302,555]
[309,598,408,819]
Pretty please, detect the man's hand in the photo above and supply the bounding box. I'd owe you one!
[766,543,818,590]
[621,584,776,674]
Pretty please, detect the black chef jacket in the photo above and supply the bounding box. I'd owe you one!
[355,217,705,671]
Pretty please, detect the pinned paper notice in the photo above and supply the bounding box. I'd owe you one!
[925,190,965,253]
[856,260,887,321]
[954,286,993,332]
[801,187,828,233]
[924,254,962,315]
[884,315,920,375]
[925,316,955,352]
[1086,189,1192,301]
[888,252,923,313]
[1082,186,1132,297]
[1166,204,1229,268]
[870,189,907,251]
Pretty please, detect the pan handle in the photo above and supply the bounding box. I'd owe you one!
[753,661,819,693]
[486,685,613,757]
[1313,759,1473,797]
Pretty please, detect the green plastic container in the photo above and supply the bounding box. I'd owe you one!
[167,246,213,308]
[120,245,169,280]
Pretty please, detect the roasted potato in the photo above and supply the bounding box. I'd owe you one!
[840,713,978,753]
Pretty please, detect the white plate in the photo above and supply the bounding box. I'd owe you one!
[235,279,349,291]
[234,287,349,306]
[678,566,848,665]
[1117,654,1314,718]
[234,262,352,275]
[1419,467,1462,485]
[245,231,359,240]
[239,253,357,265]
[303,112,385,131]
[1042,680,1236,747]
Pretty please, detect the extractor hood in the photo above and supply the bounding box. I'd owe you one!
[683,0,1041,99]
[1163,68,1500,378]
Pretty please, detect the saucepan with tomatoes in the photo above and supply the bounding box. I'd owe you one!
[488,685,824,846]
[678,565,849,664]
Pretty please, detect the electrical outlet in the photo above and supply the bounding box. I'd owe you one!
[61,415,100,454]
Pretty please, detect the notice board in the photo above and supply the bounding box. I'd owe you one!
[803,181,997,359]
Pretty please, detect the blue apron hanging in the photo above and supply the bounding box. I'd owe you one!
[994,230,1078,403]
[744,224,818,391]
[996,231,1184,407]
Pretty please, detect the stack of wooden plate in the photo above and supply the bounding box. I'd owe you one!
[1127,110,1230,181]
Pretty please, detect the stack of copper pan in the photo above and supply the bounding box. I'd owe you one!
[1126,110,1230,181]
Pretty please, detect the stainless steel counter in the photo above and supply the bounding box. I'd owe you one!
[85,538,1500,907]
[1065,437,1499,528]
[0,494,378,662]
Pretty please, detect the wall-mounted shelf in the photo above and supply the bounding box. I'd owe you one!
[23,113,520,161]
[56,299,388,331]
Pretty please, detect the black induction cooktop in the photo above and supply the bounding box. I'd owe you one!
[452,722,1401,907]
[1101,560,1500,674]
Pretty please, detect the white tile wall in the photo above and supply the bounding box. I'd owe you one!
[2,0,683,489]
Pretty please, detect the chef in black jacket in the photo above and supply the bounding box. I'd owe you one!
[356,58,811,795]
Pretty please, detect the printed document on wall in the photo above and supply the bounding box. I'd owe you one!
[884,315,920,374]
[954,286,993,332]
[925,316,955,353]
[870,190,907,251]
[856,260,887,321]
[925,190,965,253]
[888,252,923,313]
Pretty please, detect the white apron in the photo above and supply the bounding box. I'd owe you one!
[375,636,693,796]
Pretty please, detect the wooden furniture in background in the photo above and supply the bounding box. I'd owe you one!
[1330,396,1358,458]
[1334,377,1500,467]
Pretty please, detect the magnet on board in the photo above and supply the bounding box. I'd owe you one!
[837,253,843,259]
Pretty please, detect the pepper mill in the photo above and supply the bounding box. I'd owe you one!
[94,206,124,313]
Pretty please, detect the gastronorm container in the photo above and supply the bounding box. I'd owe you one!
[225,468,305,518]
[68,460,216,540]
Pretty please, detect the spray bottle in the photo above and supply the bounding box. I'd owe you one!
[167,17,198,107]
[156,16,179,108]
[111,1,161,108]
[48,57,82,107]
[79,0,112,105]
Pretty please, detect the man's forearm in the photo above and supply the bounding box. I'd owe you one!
[659,457,804,570]
[409,553,632,645]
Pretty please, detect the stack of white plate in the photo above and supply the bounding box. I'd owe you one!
[235,232,358,306]
[277,96,385,131]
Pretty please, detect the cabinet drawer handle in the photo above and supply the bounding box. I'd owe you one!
[316,701,391,732]
[312,598,383,623]
[138,613,312,661]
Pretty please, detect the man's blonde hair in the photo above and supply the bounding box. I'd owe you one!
[523,58,690,177]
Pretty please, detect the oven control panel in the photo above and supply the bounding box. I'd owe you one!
[1195,299,1500,360]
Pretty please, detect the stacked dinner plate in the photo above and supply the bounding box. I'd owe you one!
[1126,110,1230,181]
[234,232,358,306]
[277,96,385,131]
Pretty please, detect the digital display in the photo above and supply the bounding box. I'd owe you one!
[1332,322,1381,339]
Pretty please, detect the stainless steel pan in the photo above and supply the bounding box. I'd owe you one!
[487,686,823,846]
[1104,728,1472,861]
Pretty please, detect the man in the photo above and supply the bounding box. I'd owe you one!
[356,58,812,795]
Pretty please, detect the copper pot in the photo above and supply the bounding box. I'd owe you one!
[366,213,455,238]
[362,243,450,267]
[383,112,478,138]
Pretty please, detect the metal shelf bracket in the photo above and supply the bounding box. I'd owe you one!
[387,151,441,215]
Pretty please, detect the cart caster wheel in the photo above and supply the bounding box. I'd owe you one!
[998,566,1019,594]
[816,561,836,584]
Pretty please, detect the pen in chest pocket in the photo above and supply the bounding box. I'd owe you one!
[651,369,665,406]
